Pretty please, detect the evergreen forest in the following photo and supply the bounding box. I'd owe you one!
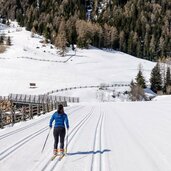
[0,0,170,60]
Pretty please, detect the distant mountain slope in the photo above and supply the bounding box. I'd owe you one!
[0,0,170,60]
[0,23,155,96]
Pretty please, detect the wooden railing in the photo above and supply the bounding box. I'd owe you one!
[0,91,80,128]
[0,94,79,103]
[0,100,67,128]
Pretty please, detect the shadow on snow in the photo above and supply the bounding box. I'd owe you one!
[67,149,111,156]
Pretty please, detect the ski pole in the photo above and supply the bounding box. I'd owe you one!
[41,128,51,153]
[65,129,69,154]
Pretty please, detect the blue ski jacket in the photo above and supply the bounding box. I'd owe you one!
[49,112,69,129]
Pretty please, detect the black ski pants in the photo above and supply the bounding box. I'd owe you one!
[53,127,66,150]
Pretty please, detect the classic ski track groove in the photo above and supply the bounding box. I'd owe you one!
[50,107,95,171]
[29,105,87,171]
[0,107,84,161]
[0,126,48,161]
[99,110,105,171]
[103,109,111,171]
[50,107,97,170]
[115,109,171,171]
[90,108,104,171]
[0,105,83,141]
[0,118,49,140]
[40,107,95,171]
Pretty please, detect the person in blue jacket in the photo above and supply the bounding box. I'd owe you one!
[49,104,69,155]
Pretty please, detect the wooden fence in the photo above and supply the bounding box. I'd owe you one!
[45,83,130,95]
[0,94,79,103]
[0,93,79,128]
[0,100,67,129]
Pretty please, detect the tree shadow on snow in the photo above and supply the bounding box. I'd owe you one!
[67,149,111,156]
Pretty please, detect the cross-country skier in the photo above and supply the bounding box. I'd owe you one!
[49,104,69,155]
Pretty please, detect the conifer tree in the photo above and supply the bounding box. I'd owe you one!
[135,64,146,88]
[76,20,90,48]
[150,63,162,93]
[149,35,156,59]
[165,67,171,87]
[119,31,125,51]
[55,32,67,57]
[103,23,111,48]
[0,0,170,60]
[164,66,171,94]
[132,32,138,56]
[159,36,165,57]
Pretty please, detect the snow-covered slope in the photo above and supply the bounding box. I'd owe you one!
[1,23,171,171]
[0,22,155,99]
[1,102,171,171]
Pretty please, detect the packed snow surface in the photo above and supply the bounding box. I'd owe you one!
[1,22,171,171]
[1,102,171,171]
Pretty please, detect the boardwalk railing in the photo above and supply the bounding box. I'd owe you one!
[0,93,79,128]
[0,100,66,128]
[0,94,79,103]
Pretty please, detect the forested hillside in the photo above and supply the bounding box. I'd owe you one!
[0,0,170,60]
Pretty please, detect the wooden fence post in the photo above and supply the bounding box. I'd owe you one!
[50,103,53,111]
[42,103,46,114]
[51,103,53,111]
[47,103,49,112]
[29,104,33,119]
[44,103,48,113]
[54,102,57,109]
[44,103,47,113]
[11,106,16,126]
[22,106,26,121]
[0,109,3,129]
[59,96,61,102]
[37,104,40,115]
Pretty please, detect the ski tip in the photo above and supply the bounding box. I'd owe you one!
[59,154,65,161]
[51,155,57,161]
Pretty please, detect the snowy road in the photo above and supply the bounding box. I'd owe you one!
[1,102,171,171]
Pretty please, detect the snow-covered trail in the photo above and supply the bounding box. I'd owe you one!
[1,102,171,171]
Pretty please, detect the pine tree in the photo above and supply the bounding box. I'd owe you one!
[76,20,91,48]
[150,63,162,93]
[165,67,171,86]
[132,32,138,56]
[55,32,67,57]
[103,23,111,48]
[1,0,171,60]
[164,66,171,94]
[119,31,125,51]
[159,36,165,57]
[149,34,156,59]
[135,64,146,88]
[110,26,118,49]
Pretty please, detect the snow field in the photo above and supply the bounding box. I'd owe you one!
[1,22,171,171]
[1,102,171,171]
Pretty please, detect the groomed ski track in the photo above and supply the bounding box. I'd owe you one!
[1,102,171,171]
